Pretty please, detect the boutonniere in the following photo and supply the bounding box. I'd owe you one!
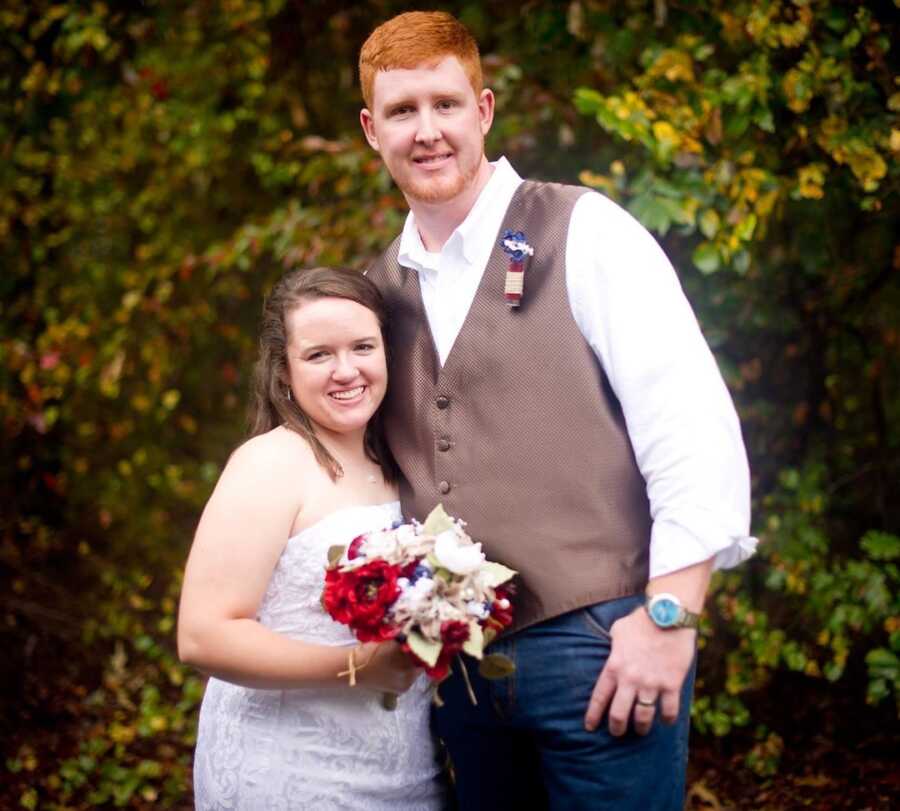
[499,229,534,309]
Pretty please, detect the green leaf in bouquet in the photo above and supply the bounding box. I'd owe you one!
[422,504,455,536]
[462,621,484,660]
[479,653,516,680]
[326,545,346,567]
[480,562,517,587]
[407,630,442,668]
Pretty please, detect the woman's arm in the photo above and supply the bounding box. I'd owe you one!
[177,433,417,693]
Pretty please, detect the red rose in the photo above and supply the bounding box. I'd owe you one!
[440,620,470,646]
[322,560,402,642]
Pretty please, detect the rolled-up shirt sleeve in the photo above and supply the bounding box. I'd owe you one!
[566,192,757,577]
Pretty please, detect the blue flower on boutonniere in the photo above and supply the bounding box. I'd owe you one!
[499,230,534,308]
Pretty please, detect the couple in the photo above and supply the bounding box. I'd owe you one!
[177,11,755,811]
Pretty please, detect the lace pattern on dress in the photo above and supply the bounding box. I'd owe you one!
[192,502,447,810]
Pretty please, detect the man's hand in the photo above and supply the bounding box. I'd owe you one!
[583,607,696,736]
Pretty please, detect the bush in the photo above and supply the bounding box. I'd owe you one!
[2,1,897,805]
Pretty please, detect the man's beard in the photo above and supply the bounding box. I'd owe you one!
[394,152,481,204]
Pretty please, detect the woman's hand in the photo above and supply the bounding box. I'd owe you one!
[355,641,421,695]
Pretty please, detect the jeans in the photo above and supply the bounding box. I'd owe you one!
[433,594,695,811]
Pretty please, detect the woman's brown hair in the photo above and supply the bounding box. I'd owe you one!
[249,267,397,482]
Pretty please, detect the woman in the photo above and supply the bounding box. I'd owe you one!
[178,268,447,810]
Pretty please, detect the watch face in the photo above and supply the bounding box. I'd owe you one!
[650,597,680,628]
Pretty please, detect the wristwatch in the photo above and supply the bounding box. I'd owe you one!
[645,592,700,630]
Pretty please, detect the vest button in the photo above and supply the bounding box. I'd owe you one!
[436,395,450,409]
[437,438,451,452]
[438,480,451,494]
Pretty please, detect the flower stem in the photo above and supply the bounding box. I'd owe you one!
[457,654,478,706]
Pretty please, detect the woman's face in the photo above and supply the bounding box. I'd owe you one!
[284,296,388,441]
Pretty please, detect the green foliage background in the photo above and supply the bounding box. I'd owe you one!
[2,0,898,807]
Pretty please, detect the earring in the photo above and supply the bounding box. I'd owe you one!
[287,388,293,402]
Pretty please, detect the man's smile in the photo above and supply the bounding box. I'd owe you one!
[412,152,453,166]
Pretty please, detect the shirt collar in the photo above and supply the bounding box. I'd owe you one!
[398,157,523,273]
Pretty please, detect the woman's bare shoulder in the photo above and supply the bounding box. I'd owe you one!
[218,426,319,492]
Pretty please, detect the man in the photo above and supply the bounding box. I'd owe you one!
[360,11,755,810]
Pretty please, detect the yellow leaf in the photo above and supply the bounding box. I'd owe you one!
[462,621,484,660]
[479,562,517,588]
[890,129,900,153]
[108,722,136,744]
[845,143,887,189]
[652,121,681,148]
[649,49,695,83]
[578,170,615,193]
[161,388,180,409]
[797,163,827,199]
[478,653,516,680]
[422,504,454,536]
[687,779,723,810]
[782,68,812,113]
[407,630,441,667]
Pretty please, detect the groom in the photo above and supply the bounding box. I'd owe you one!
[361,11,754,810]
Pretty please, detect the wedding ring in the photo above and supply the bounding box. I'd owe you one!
[635,697,657,707]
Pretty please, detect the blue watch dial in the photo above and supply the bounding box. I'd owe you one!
[650,597,679,627]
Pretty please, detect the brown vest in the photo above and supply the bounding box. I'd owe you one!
[367,180,651,632]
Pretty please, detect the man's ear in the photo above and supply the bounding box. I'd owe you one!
[360,109,380,151]
[478,88,495,137]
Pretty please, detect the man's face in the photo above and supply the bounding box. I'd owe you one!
[360,56,494,205]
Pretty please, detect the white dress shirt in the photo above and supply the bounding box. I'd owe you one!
[397,157,757,577]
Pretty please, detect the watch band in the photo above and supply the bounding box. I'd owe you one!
[645,592,700,629]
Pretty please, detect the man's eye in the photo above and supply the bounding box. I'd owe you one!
[437,100,457,110]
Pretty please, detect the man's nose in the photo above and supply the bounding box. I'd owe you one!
[415,109,441,144]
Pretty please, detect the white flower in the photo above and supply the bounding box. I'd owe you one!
[394,524,417,544]
[434,529,485,575]
[502,237,534,256]
[410,576,435,596]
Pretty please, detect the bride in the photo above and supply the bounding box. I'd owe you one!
[177,267,448,809]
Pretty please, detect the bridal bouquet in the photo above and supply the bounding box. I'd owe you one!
[322,505,516,694]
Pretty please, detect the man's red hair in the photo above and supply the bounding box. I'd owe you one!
[359,11,483,109]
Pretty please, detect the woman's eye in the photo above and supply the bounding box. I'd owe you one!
[355,343,375,352]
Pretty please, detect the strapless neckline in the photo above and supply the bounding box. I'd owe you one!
[287,501,401,545]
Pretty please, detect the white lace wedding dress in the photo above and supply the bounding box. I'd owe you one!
[192,502,447,810]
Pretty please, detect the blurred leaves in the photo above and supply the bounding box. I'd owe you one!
[571,0,899,739]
